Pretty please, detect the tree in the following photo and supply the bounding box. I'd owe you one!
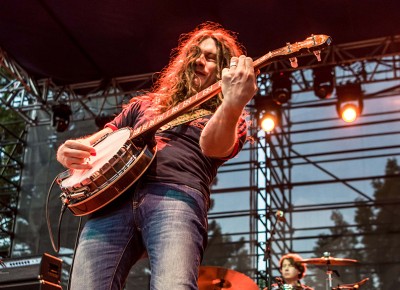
[309,210,361,290]
[355,158,400,289]
[311,158,400,290]
[203,219,250,272]
[0,74,26,257]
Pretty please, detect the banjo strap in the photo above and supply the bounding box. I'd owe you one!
[157,109,213,132]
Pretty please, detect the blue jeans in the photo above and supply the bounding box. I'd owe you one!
[70,182,209,290]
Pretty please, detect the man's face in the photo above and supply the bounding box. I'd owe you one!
[280,259,300,283]
[193,37,218,91]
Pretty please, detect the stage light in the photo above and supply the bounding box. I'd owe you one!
[260,111,278,132]
[340,103,358,123]
[254,94,281,133]
[271,71,292,105]
[313,66,335,99]
[52,103,72,132]
[336,82,364,123]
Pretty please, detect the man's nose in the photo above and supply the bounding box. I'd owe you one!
[195,54,205,66]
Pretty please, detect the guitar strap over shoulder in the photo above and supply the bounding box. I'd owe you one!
[157,108,213,132]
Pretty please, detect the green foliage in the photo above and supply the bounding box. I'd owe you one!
[312,158,400,290]
[310,210,360,289]
[0,107,25,187]
[0,83,26,257]
[202,196,251,274]
[203,220,250,272]
[355,158,400,289]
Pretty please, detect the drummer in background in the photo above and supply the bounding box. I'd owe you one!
[265,253,313,290]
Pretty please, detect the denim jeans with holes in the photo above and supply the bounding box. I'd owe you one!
[70,182,209,290]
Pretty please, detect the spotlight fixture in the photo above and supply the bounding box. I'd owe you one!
[52,103,72,132]
[313,66,335,99]
[271,71,292,105]
[254,94,281,133]
[336,82,364,123]
[260,110,279,132]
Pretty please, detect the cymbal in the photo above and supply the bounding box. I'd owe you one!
[198,266,259,290]
[300,256,358,266]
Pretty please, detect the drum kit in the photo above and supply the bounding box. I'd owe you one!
[198,254,369,290]
[198,266,259,290]
[299,254,369,290]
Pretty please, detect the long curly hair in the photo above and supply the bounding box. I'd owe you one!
[142,22,245,113]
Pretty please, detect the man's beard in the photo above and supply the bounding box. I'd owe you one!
[193,74,202,90]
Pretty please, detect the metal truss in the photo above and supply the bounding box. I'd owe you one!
[1,35,400,278]
[0,121,26,257]
[252,113,294,287]
[0,35,399,128]
[0,47,154,127]
[257,34,400,97]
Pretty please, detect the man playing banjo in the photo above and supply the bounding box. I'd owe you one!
[56,22,257,290]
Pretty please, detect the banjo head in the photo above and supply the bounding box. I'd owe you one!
[61,128,132,188]
[57,127,156,216]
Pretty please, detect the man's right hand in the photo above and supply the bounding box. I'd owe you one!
[56,139,95,170]
[56,127,113,170]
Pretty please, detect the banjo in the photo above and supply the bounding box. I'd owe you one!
[56,34,332,216]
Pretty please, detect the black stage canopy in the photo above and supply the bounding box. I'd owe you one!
[0,0,399,85]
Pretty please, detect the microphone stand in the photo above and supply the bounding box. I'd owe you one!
[263,215,280,290]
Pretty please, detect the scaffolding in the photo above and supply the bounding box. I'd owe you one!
[1,35,400,288]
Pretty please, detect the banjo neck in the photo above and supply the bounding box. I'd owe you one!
[57,34,332,216]
[131,81,223,139]
[129,34,332,139]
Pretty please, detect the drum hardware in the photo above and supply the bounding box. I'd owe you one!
[264,211,287,290]
[281,284,304,290]
[331,278,369,290]
[300,252,359,290]
[265,282,311,290]
[299,253,358,266]
[198,266,259,290]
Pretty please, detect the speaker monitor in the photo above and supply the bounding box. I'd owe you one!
[0,253,62,289]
